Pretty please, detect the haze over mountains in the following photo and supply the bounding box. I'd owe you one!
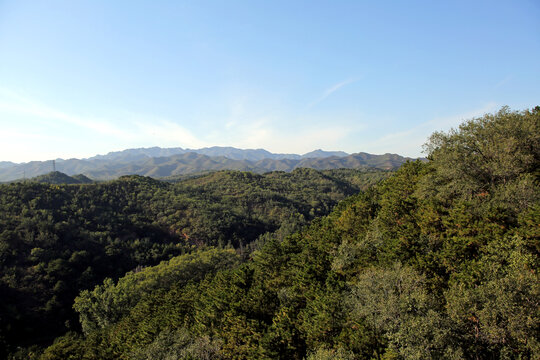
[88,146,350,162]
[0,146,413,182]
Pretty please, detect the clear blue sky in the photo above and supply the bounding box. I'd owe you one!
[1,0,538,162]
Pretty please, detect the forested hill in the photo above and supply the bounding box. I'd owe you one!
[0,151,412,182]
[28,171,93,184]
[2,107,539,359]
[0,167,388,358]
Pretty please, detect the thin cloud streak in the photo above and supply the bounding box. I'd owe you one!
[307,78,359,109]
[494,75,512,90]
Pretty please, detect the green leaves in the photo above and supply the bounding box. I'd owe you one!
[424,106,540,199]
[347,264,458,359]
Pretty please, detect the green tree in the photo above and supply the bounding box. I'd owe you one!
[347,264,459,359]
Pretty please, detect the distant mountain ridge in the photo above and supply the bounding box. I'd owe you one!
[86,146,349,162]
[0,161,16,169]
[0,147,414,181]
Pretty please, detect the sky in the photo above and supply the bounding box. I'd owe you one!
[0,0,539,162]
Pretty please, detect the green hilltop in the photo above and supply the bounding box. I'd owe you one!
[29,171,94,184]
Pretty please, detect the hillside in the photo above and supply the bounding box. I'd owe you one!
[27,171,93,184]
[0,168,389,358]
[29,106,539,360]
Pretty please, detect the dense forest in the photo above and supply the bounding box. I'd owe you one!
[0,166,388,358]
[1,107,539,359]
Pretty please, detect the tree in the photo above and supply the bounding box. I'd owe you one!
[422,106,540,201]
[347,264,460,359]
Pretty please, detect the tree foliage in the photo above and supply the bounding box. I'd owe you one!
[0,168,382,357]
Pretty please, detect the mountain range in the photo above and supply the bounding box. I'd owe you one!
[87,146,350,162]
[0,146,414,182]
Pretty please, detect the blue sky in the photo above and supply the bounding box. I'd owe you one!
[0,0,538,162]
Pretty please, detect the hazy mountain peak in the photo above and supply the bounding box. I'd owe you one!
[302,149,350,158]
[0,161,16,169]
[86,146,351,162]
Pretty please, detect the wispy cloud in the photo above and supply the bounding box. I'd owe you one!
[307,78,359,109]
[134,118,209,149]
[0,89,210,161]
[361,102,499,156]
[237,125,350,154]
[195,91,356,153]
[424,102,498,129]
[0,88,129,139]
[494,75,512,89]
[206,113,352,154]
